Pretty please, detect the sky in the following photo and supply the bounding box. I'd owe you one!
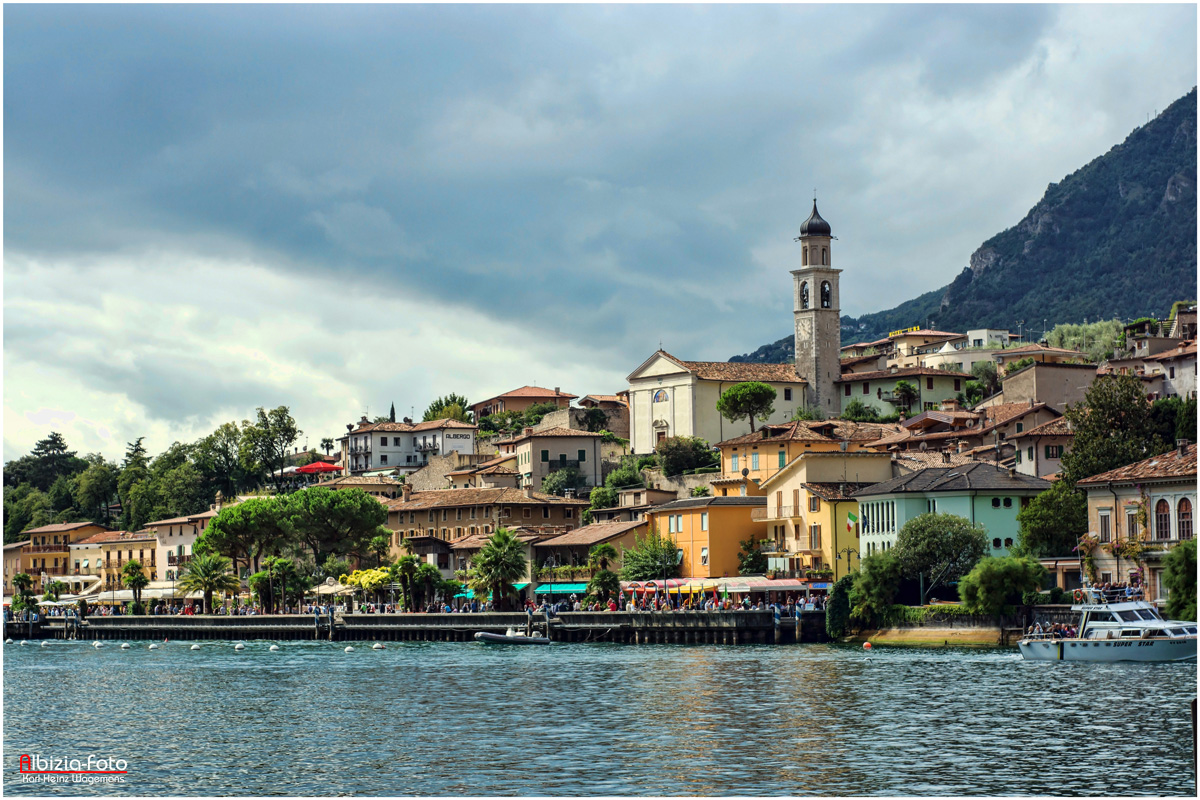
[4,3,1197,464]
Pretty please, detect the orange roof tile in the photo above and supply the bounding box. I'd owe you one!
[1077,446,1197,486]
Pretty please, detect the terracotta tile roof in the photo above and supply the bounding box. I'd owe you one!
[1012,417,1073,438]
[840,353,883,367]
[890,329,963,339]
[802,482,877,501]
[892,451,977,471]
[581,394,627,405]
[5,540,31,550]
[834,366,970,383]
[475,386,578,405]
[74,530,157,545]
[23,522,111,534]
[387,487,588,511]
[144,515,195,526]
[314,476,403,487]
[992,343,1090,359]
[345,418,477,434]
[1076,446,1197,486]
[650,350,806,384]
[502,426,605,444]
[875,403,1056,448]
[1144,340,1197,361]
[717,420,901,447]
[855,462,1051,496]
[649,496,767,511]
[536,520,647,547]
[842,337,891,350]
[478,465,517,475]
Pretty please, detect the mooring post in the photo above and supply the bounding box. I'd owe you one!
[774,604,782,645]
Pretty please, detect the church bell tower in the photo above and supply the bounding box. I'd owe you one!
[792,200,842,415]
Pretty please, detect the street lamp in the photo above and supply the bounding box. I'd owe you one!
[835,547,858,579]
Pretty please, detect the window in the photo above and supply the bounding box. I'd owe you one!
[863,382,870,395]
[442,510,448,521]
[954,379,961,392]
[1126,510,1139,539]
[1046,445,1062,459]
[784,388,792,401]
[991,497,1001,508]
[1155,499,1171,539]
[393,437,402,446]
[700,547,709,566]
[1099,512,1111,543]
[1100,572,1112,584]
[845,384,851,397]
[777,451,786,469]
[1003,498,1012,508]
[380,455,388,464]
[381,437,387,447]
[1170,366,1176,379]
[578,450,586,462]
[1004,538,1013,548]
[428,511,435,522]
[731,454,739,471]
[1027,447,1033,461]
[810,524,822,549]
[653,389,669,403]
[926,378,933,390]
[992,538,1001,549]
[522,508,532,519]
[564,508,573,519]
[751,453,759,470]
[809,496,821,512]
[1015,450,1022,464]
[1179,498,1193,540]
[541,450,549,462]
[701,512,708,531]
[1016,422,1024,433]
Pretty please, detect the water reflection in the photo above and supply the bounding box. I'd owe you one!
[3,640,1194,796]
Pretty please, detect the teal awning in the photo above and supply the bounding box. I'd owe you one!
[535,583,588,594]
[455,582,530,599]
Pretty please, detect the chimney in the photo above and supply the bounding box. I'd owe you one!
[554,386,561,396]
[524,427,534,436]
[523,486,534,499]
[361,415,369,423]
[1177,439,1190,455]
[1008,467,1016,478]
[942,451,951,464]
[401,483,412,502]
[403,417,413,424]
[1028,398,1034,408]
[957,440,966,454]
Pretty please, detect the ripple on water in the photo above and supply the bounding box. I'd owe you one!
[2,640,1195,796]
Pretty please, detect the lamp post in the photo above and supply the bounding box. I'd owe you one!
[835,547,858,580]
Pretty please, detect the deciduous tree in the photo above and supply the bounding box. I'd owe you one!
[1061,373,1167,486]
[655,436,718,477]
[892,513,987,604]
[716,382,776,433]
[618,529,680,581]
[1163,538,1196,621]
[1014,482,1088,557]
[957,556,1046,616]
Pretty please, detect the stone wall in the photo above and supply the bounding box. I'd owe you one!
[535,407,630,439]
[407,451,493,491]
[640,468,716,500]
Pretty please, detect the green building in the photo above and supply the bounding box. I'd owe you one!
[835,366,971,416]
[853,462,1051,558]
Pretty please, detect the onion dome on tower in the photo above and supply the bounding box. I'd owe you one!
[798,200,832,238]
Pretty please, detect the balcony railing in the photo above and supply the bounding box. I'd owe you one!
[351,445,372,454]
[752,506,808,521]
[415,442,440,453]
[532,566,597,582]
[546,460,581,473]
[37,566,68,577]
[168,554,193,567]
[26,544,70,554]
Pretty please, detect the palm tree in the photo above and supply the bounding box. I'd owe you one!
[468,528,527,611]
[320,437,335,456]
[42,580,68,602]
[415,562,441,609]
[391,555,419,611]
[587,542,621,603]
[12,573,34,614]
[177,553,241,614]
[369,533,392,568]
[121,560,150,611]
[893,380,919,414]
[588,542,619,573]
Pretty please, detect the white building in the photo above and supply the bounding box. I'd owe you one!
[145,510,218,581]
[1145,340,1196,400]
[626,351,806,454]
[340,417,478,475]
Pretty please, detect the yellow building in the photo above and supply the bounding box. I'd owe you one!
[4,541,30,596]
[20,522,113,593]
[74,531,159,593]
[645,496,767,580]
[756,451,895,581]
[712,419,899,497]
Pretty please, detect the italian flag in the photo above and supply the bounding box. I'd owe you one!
[847,511,859,532]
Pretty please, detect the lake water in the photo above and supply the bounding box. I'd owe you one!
[2,638,1195,796]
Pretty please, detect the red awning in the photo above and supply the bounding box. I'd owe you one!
[296,461,343,474]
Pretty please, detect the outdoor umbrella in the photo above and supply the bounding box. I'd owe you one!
[297,461,342,474]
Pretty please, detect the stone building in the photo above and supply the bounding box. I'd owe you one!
[792,200,842,416]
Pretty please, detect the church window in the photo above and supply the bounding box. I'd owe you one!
[821,281,831,308]
[822,247,828,266]
[652,389,668,403]
[800,281,809,309]
[802,248,808,267]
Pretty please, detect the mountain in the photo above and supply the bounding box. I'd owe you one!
[731,88,1197,362]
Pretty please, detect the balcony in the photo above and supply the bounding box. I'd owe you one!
[546,460,581,473]
[26,544,69,554]
[415,441,440,453]
[168,554,193,567]
[36,566,68,577]
[752,505,805,521]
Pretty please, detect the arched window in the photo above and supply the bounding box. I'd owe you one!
[822,247,828,265]
[1155,499,1171,540]
[802,248,808,266]
[821,281,831,308]
[800,281,809,309]
[1178,498,1192,540]
[652,389,669,403]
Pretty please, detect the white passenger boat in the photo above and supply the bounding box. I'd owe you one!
[1018,588,1196,663]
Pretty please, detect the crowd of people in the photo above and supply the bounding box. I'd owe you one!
[1026,621,1078,639]
[1088,581,1144,601]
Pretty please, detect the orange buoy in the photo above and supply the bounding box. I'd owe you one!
[863,641,872,650]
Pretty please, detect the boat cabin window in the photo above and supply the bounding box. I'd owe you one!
[1185,626,1197,635]
[1133,609,1158,621]
[1167,627,1188,637]
[1089,611,1115,622]
[1119,629,1141,638]
[1115,610,1142,623]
